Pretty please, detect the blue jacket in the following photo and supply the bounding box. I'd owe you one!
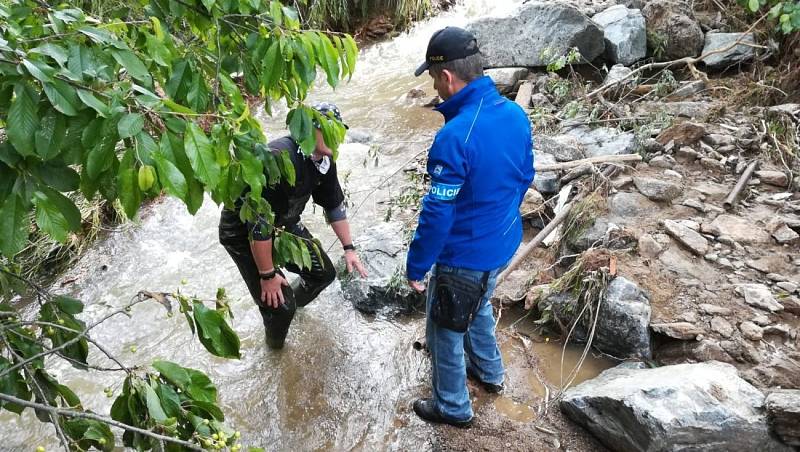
[406,76,535,281]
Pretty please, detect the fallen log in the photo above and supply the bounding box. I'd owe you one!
[535,154,641,172]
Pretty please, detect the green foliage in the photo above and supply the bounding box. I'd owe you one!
[297,0,432,33]
[0,0,358,264]
[738,0,800,33]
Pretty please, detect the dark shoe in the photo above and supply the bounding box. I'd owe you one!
[466,366,504,394]
[412,398,472,428]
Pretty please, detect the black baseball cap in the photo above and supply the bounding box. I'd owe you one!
[414,26,480,77]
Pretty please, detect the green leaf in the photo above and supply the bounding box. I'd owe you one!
[118,113,145,139]
[118,149,142,219]
[343,34,358,79]
[0,356,32,414]
[153,152,188,201]
[7,329,45,370]
[36,164,80,192]
[21,59,55,83]
[201,0,217,12]
[749,0,760,11]
[32,189,80,243]
[239,150,264,198]
[7,83,39,157]
[31,43,69,67]
[78,26,127,49]
[278,149,296,186]
[42,80,80,116]
[0,194,30,258]
[261,40,284,92]
[112,50,152,85]
[165,59,191,101]
[187,71,209,112]
[153,360,217,403]
[76,89,109,117]
[39,301,88,368]
[54,295,84,314]
[187,399,224,421]
[143,382,168,422]
[192,301,241,359]
[317,33,340,88]
[155,384,181,418]
[184,123,222,189]
[40,187,81,232]
[34,109,67,160]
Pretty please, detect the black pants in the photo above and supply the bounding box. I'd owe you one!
[218,210,336,348]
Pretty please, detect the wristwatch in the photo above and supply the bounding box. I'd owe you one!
[343,244,356,252]
[259,269,278,280]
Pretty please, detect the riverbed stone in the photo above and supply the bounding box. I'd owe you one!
[642,0,704,60]
[740,321,764,341]
[563,125,637,157]
[339,221,424,314]
[604,63,635,88]
[633,176,683,202]
[765,389,800,447]
[467,2,605,68]
[532,153,559,195]
[772,225,800,245]
[593,5,647,65]
[737,283,783,313]
[485,67,528,94]
[711,316,734,338]
[699,303,732,316]
[663,219,709,255]
[561,361,790,452]
[609,192,660,219]
[638,233,663,258]
[535,135,585,162]
[701,32,757,69]
[650,322,702,340]
[596,276,651,359]
[705,215,772,244]
[755,170,789,187]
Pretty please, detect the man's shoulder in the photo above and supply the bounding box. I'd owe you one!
[267,136,298,153]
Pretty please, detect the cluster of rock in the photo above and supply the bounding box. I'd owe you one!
[472,0,757,98]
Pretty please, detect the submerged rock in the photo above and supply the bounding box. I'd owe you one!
[561,361,792,452]
[593,5,647,65]
[467,2,604,68]
[339,221,424,314]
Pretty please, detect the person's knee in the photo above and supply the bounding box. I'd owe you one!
[321,264,336,286]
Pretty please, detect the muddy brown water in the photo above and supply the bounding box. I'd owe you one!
[0,1,615,449]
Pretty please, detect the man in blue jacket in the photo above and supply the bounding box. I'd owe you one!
[407,27,535,427]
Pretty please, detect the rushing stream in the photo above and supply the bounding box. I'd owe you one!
[0,1,614,450]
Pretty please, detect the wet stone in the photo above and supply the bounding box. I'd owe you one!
[765,390,800,447]
[755,170,789,188]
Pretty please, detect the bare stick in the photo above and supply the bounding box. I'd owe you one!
[535,154,641,173]
[723,161,758,210]
[497,204,574,286]
[0,392,204,451]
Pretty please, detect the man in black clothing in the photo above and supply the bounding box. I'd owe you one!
[218,102,367,349]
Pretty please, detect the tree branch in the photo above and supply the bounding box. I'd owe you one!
[0,392,205,451]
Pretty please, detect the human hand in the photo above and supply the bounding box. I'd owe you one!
[344,250,368,278]
[260,273,289,308]
[408,279,426,292]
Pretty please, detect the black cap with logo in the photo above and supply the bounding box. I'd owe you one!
[414,26,480,77]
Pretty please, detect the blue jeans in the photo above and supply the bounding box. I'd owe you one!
[425,263,505,421]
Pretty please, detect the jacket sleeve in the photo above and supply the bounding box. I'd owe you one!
[406,131,468,281]
[519,128,535,206]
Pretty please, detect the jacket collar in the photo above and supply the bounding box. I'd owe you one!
[434,76,499,122]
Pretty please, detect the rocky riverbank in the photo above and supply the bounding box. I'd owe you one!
[376,0,800,449]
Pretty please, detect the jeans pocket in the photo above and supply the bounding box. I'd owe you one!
[431,272,488,333]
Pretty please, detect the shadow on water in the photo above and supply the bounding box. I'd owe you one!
[0,1,616,449]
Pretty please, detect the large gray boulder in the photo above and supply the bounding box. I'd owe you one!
[535,134,586,162]
[642,0,704,60]
[339,221,424,314]
[598,276,651,359]
[593,5,647,65]
[467,2,605,68]
[561,361,792,452]
[701,32,756,69]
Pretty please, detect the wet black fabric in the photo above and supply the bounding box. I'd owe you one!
[430,271,489,333]
[219,213,335,348]
[250,136,345,228]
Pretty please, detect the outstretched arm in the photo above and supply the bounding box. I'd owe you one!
[330,219,368,278]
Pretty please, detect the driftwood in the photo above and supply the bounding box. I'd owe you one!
[535,154,642,172]
[723,161,758,210]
